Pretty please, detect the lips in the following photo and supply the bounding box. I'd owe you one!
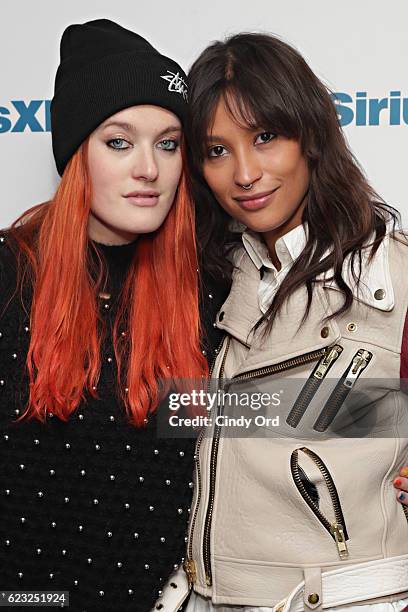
[233,187,279,211]
[124,191,160,207]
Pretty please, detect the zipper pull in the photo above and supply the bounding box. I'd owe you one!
[330,522,349,559]
[183,559,197,586]
[314,345,343,379]
[343,349,372,389]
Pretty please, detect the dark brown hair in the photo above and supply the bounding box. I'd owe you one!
[187,32,400,330]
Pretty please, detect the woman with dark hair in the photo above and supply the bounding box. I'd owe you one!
[0,19,225,612]
[181,33,408,612]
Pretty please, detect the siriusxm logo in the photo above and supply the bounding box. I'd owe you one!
[0,100,51,132]
[0,92,407,132]
[332,91,408,126]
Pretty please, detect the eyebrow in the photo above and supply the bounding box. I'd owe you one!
[206,135,226,143]
[206,125,262,143]
[102,121,182,138]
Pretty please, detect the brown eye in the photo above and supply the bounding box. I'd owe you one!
[208,145,227,158]
[255,132,275,144]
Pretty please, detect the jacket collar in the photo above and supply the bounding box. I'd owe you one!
[216,233,394,358]
[242,224,307,273]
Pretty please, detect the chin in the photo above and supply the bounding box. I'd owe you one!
[243,208,295,234]
[244,219,284,234]
[121,209,172,235]
[126,220,168,235]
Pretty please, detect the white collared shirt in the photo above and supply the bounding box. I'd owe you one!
[241,223,307,314]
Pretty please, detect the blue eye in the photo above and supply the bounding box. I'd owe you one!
[157,139,179,151]
[255,132,275,144]
[107,138,131,150]
[208,145,227,158]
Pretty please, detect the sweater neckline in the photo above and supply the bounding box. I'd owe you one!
[89,238,139,296]
[91,238,138,264]
[91,237,139,251]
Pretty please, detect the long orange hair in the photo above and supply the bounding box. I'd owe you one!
[10,141,207,426]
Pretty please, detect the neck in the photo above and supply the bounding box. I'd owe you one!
[88,212,139,245]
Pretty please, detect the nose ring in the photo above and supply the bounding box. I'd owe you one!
[241,183,253,190]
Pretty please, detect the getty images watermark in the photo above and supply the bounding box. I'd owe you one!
[156,377,408,439]
[167,389,282,429]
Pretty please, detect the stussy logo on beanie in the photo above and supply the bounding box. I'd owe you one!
[160,71,188,100]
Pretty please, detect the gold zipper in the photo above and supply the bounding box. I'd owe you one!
[183,559,197,587]
[184,430,203,587]
[314,345,343,379]
[343,349,372,388]
[229,346,334,386]
[201,341,335,586]
[313,349,373,432]
[202,336,231,586]
[331,523,348,559]
[184,335,227,587]
[286,345,343,428]
[291,447,349,559]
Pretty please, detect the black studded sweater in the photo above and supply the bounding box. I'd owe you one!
[0,233,226,612]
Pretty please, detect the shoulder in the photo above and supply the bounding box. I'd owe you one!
[388,230,408,260]
[378,231,408,288]
[0,230,19,285]
[333,231,408,313]
[227,243,246,269]
[0,230,29,316]
[387,231,408,304]
[200,269,230,322]
[199,268,231,358]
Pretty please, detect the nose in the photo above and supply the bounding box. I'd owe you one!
[233,147,262,188]
[131,145,159,182]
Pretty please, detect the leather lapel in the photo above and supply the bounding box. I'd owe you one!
[215,236,394,374]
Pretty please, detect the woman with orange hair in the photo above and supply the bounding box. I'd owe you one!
[0,19,223,612]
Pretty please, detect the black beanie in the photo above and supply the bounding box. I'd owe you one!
[51,19,188,176]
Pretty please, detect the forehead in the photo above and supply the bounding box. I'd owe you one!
[207,96,258,139]
[99,105,182,132]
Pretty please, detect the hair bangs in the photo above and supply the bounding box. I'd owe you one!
[222,80,301,140]
[191,73,304,166]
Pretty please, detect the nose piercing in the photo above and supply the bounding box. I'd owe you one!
[241,183,253,190]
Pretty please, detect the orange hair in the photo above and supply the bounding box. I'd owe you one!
[10,142,207,426]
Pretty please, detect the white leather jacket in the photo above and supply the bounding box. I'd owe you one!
[182,233,408,609]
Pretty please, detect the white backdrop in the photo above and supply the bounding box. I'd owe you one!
[2,0,407,227]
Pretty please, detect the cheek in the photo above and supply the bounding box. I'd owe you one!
[88,152,119,206]
[274,147,309,194]
[293,157,309,190]
[203,165,229,203]
[165,156,183,194]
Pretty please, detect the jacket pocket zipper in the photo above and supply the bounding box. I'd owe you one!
[184,335,228,587]
[201,342,333,587]
[313,349,373,432]
[286,345,343,428]
[291,447,349,560]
